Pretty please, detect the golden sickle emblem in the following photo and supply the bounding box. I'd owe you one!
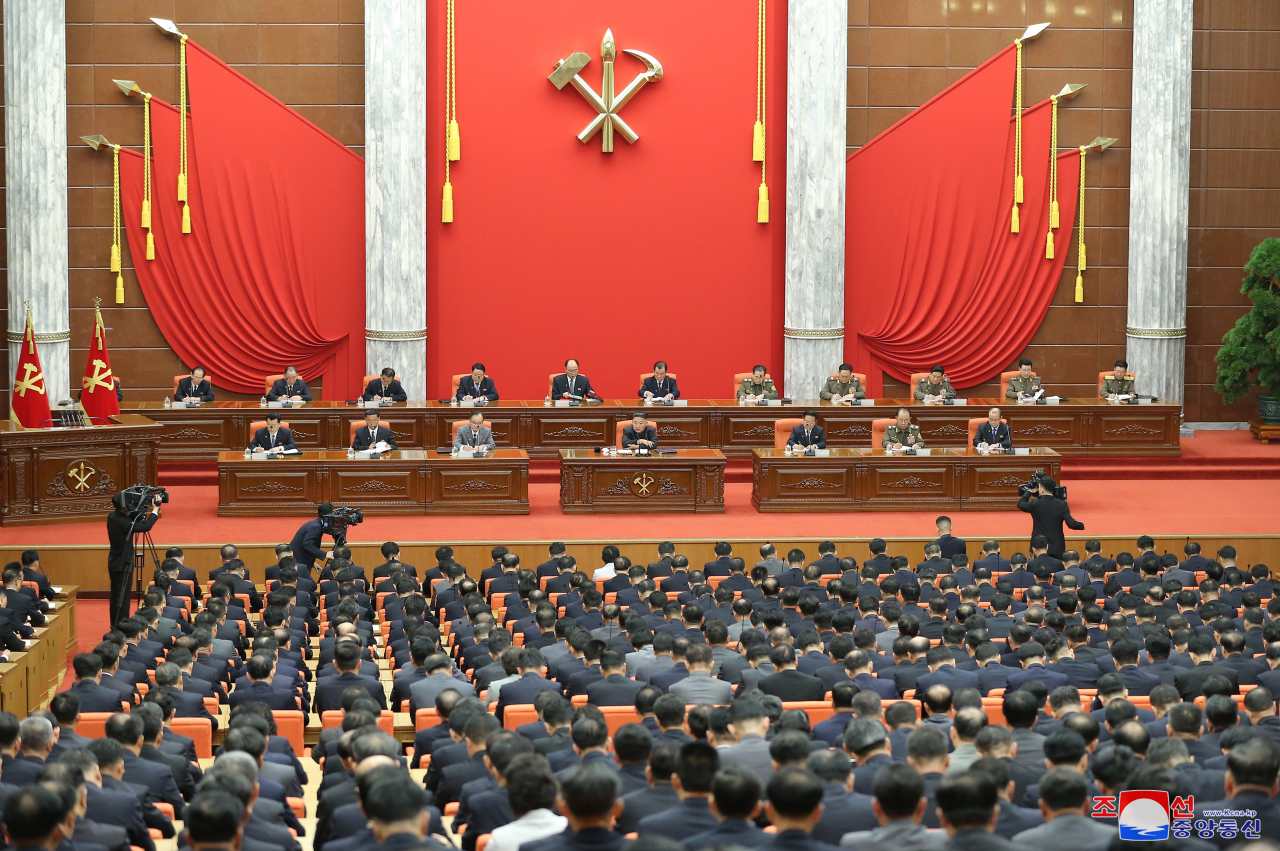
[82,359,115,392]
[633,473,655,496]
[548,29,663,153]
[67,461,97,492]
[14,363,46,398]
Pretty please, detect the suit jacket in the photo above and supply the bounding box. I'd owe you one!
[668,670,734,705]
[249,426,297,453]
[616,783,681,835]
[637,796,718,840]
[551,373,595,400]
[786,424,826,449]
[1017,495,1085,557]
[85,782,155,851]
[973,421,1012,449]
[351,423,397,451]
[121,750,185,818]
[718,734,774,785]
[362,378,407,402]
[453,423,495,451]
[1174,661,1240,700]
[267,378,312,401]
[621,424,657,450]
[915,665,981,693]
[456,375,499,402]
[495,672,562,722]
[584,673,645,706]
[64,679,126,713]
[174,377,214,402]
[229,680,302,715]
[639,375,680,399]
[314,671,387,712]
[138,743,195,802]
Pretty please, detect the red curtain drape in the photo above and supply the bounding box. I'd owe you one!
[844,46,1080,394]
[119,43,364,399]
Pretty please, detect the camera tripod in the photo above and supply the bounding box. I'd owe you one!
[112,513,164,623]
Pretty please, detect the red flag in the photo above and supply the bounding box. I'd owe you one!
[80,304,120,420]
[9,307,52,429]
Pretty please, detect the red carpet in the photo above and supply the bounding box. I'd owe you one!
[1064,430,1280,480]
[2,477,1279,548]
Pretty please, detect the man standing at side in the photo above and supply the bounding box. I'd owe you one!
[1017,477,1083,559]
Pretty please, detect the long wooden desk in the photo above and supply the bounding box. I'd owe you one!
[559,449,726,513]
[0,415,160,526]
[124,397,1180,462]
[0,584,78,715]
[216,449,529,515]
[751,447,1062,512]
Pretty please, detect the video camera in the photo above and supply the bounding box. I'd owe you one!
[320,506,363,545]
[120,484,169,514]
[1017,469,1067,500]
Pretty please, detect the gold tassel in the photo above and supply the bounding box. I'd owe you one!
[1045,230,1055,259]
[753,0,766,161]
[115,272,125,304]
[1010,38,1024,229]
[442,182,454,223]
[177,172,188,203]
[178,35,189,209]
[141,199,152,230]
[1075,272,1084,303]
[1050,201,1060,230]
[447,120,461,161]
[1079,243,1086,271]
[1010,205,1020,233]
[1015,174,1024,204]
[146,231,155,260]
[1047,95,1060,234]
[757,183,769,223]
[110,243,121,273]
[182,203,191,233]
[1075,146,1087,303]
[753,122,765,161]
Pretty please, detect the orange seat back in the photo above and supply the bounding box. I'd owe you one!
[75,712,114,741]
[773,419,804,450]
[169,718,214,758]
[503,704,539,730]
[273,710,306,756]
[780,701,836,725]
[968,417,1007,446]
[909,372,931,389]
[452,375,469,397]
[549,374,563,398]
[264,374,285,396]
[871,418,894,448]
[415,708,441,730]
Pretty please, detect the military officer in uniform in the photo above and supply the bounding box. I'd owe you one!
[1006,359,1043,402]
[883,407,925,450]
[914,365,956,402]
[1101,359,1135,401]
[738,365,779,401]
[820,364,866,403]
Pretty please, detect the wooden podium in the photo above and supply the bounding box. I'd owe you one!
[0,414,160,526]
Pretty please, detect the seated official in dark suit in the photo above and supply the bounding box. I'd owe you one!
[362,367,407,403]
[786,411,826,450]
[456,362,499,402]
[973,407,1012,450]
[175,366,214,403]
[352,410,397,452]
[639,361,679,401]
[249,413,296,453]
[622,412,657,451]
[453,410,495,451]
[551,359,595,400]
[267,366,312,402]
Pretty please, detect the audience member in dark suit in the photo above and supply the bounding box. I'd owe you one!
[972,410,1013,450]
[62,654,127,713]
[456,365,500,402]
[174,368,215,402]
[551,362,595,401]
[756,646,826,701]
[249,414,296,453]
[1174,635,1241,699]
[639,365,680,401]
[362,369,408,403]
[785,413,826,450]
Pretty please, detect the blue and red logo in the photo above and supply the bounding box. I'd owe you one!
[1117,790,1171,840]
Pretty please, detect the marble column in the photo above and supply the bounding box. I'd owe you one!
[365,0,427,398]
[1125,0,1193,405]
[5,0,70,402]
[783,0,847,401]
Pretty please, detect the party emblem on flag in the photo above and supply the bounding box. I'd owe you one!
[10,301,52,429]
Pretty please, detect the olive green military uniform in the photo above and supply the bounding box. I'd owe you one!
[738,377,779,400]
[820,377,866,400]
[882,424,925,449]
[914,377,956,401]
[1100,375,1135,399]
[1006,374,1043,399]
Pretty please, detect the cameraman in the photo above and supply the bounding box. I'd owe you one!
[289,503,335,573]
[1017,475,1083,559]
[106,489,163,624]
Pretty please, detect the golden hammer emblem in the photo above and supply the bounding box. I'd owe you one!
[82,359,115,392]
[549,29,663,153]
[632,472,655,496]
[14,363,46,398]
[67,461,97,492]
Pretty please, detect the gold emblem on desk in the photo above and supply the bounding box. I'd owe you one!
[631,472,655,496]
[549,29,663,153]
[65,461,98,492]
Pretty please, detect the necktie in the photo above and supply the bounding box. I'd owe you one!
[270,431,275,448]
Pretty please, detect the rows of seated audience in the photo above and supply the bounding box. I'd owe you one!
[2,533,1279,851]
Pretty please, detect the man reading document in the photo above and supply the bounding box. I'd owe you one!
[352,410,397,452]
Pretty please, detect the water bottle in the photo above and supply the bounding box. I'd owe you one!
[346,447,355,459]
[450,444,459,458]
[244,446,251,459]
[163,396,171,409]
[544,395,551,407]
[260,395,267,407]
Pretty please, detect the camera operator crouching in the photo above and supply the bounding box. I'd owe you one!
[288,503,363,574]
[1016,472,1083,559]
[106,486,167,625]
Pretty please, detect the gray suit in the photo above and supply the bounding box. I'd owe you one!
[756,557,786,576]
[453,424,495,451]
[409,671,476,715]
[668,671,734,705]
[718,733,773,785]
[1012,814,1114,851]
[841,818,948,851]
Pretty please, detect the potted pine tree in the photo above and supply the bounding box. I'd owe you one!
[1214,237,1280,428]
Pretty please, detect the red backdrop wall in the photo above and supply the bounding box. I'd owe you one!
[425,0,787,400]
